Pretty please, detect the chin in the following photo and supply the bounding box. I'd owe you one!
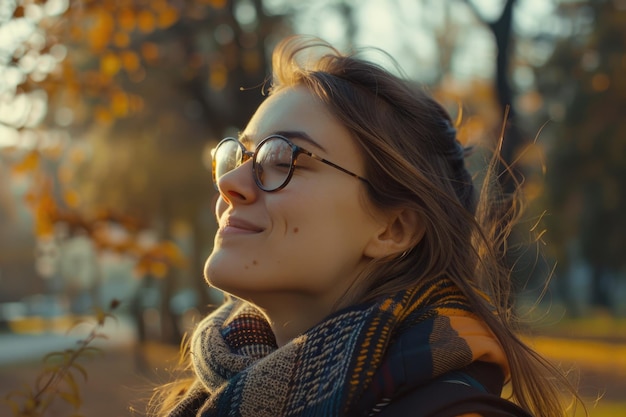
[204,254,252,297]
[203,252,226,288]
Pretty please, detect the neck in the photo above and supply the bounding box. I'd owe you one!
[246,293,343,347]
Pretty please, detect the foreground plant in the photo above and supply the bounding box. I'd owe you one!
[3,299,120,417]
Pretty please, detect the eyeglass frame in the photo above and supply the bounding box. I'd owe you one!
[211,134,370,192]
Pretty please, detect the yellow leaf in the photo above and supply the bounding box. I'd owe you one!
[113,31,130,48]
[63,370,80,395]
[150,261,168,278]
[158,7,179,28]
[94,106,113,124]
[12,151,40,174]
[100,52,121,76]
[35,207,55,238]
[137,10,155,33]
[118,8,136,31]
[111,91,129,116]
[121,50,140,73]
[59,391,81,408]
[160,241,186,266]
[64,189,80,208]
[25,398,38,412]
[94,306,106,325]
[88,11,114,52]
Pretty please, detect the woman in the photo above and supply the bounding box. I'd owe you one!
[154,35,579,417]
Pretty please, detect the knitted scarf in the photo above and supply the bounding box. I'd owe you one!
[166,277,508,417]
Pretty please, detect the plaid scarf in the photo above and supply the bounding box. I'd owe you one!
[166,277,508,417]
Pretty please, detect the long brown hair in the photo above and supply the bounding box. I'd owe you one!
[269,35,581,417]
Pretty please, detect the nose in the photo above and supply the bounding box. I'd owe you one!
[216,159,258,205]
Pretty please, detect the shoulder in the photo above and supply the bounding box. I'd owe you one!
[374,376,533,417]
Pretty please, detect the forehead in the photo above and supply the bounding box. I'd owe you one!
[242,87,350,149]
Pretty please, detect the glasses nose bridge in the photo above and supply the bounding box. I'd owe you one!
[226,146,254,183]
[240,148,254,166]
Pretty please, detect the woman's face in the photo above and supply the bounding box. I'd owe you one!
[205,86,386,310]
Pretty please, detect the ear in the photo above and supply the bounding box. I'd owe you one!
[363,208,425,259]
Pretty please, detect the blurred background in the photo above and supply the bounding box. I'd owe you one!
[0,0,624,416]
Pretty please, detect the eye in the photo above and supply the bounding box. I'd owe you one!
[261,140,292,171]
[270,157,292,172]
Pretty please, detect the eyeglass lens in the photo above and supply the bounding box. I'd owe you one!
[254,137,293,190]
[214,136,295,191]
[214,139,244,183]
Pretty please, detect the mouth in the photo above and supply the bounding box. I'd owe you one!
[219,217,264,234]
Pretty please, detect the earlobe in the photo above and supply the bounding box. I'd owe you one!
[363,209,425,259]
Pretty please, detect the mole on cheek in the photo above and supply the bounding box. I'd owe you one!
[293,227,299,234]
[252,260,258,266]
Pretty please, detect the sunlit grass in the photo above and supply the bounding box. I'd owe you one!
[7,315,90,334]
[573,401,626,417]
[523,304,626,340]
[528,336,626,376]
[518,306,626,416]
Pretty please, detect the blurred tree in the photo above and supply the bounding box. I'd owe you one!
[55,0,291,343]
[2,0,292,344]
[536,0,626,314]
[0,0,67,143]
[0,0,74,302]
[462,0,528,188]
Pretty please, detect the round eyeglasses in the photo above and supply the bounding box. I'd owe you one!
[211,134,370,192]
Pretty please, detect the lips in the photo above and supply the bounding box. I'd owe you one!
[220,216,264,234]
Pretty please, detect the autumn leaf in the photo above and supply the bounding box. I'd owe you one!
[150,261,168,278]
[137,10,156,33]
[64,189,81,208]
[88,11,115,52]
[111,91,129,116]
[100,52,121,76]
[121,50,140,73]
[34,183,58,237]
[94,106,113,124]
[118,8,136,32]
[159,241,186,267]
[158,7,179,29]
[59,391,81,408]
[12,151,40,174]
[113,31,131,48]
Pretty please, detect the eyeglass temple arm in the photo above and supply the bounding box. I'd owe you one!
[304,151,370,184]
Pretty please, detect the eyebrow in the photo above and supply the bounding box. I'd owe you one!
[239,130,327,153]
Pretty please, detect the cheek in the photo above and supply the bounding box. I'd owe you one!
[280,194,367,249]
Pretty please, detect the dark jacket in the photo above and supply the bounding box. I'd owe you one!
[375,362,533,417]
